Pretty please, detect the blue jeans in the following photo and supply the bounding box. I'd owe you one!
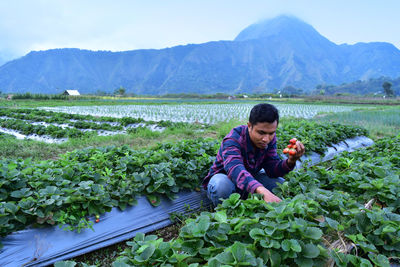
[207,170,285,206]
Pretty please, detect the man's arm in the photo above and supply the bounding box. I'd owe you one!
[257,138,305,203]
[221,138,263,194]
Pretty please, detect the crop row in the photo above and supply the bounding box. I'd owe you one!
[40,103,360,124]
[0,107,367,149]
[0,139,219,248]
[95,135,400,267]
[0,107,136,124]
[0,107,186,132]
[0,108,198,140]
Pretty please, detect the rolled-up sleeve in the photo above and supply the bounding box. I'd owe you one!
[221,138,263,193]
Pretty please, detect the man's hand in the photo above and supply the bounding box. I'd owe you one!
[287,140,305,167]
[255,186,281,203]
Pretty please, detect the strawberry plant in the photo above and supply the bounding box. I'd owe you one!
[276,120,368,155]
[113,194,331,266]
[0,138,220,246]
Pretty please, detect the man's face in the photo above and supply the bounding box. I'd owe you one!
[247,121,278,149]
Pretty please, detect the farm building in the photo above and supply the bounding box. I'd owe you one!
[62,90,80,96]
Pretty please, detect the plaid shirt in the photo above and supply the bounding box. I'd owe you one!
[203,125,294,194]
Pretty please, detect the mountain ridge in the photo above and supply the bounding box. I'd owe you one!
[1,15,399,95]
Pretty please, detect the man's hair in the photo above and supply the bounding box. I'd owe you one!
[249,103,279,125]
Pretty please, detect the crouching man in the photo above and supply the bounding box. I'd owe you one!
[202,103,305,206]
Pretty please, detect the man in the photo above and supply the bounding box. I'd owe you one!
[202,103,305,206]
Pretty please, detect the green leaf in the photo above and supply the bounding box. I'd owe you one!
[215,251,235,264]
[359,258,373,267]
[249,228,265,241]
[281,239,291,251]
[303,227,323,240]
[260,239,280,249]
[294,257,314,267]
[355,213,372,233]
[290,239,302,252]
[325,217,340,230]
[373,167,386,178]
[196,215,210,235]
[181,239,204,255]
[112,259,134,267]
[134,244,155,262]
[368,253,390,267]
[303,243,320,259]
[10,188,32,198]
[208,258,221,267]
[231,242,246,263]
[268,249,281,267]
[4,202,19,214]
[45,199,55,205]
[54,261,77,267]
[134,232,145,242]
[214,210,227,223]
[381,225,397,234]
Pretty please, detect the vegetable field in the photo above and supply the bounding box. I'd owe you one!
[0,101,399,267]
[0,107,193,143]
[40,103,359,124]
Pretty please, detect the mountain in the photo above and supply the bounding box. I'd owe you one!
[1,15,400,95]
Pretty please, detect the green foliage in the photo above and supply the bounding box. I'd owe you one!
[0,138,220,244]
[4,118,391,266]
[105,135,400,266]
[114,87,126,96]
[314,76,400,96]
[277,119,368,155]
[0,107,205,140]
[383,81,394,97]
[313,106,400,138]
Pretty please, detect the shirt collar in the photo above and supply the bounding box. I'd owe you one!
[245,126,255,154]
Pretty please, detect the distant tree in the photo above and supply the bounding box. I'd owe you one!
[115,86,126,96]
[281,85,303,96]
[96,90,109,96]
[382,81,394,97]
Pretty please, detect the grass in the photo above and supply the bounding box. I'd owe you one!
[0,98,262,108]
[313,106,400,139]
[2,95,399,110]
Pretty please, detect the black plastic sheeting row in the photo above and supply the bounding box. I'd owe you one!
[0,190,211,267]
[291,136,374,169]
[0,136,375,267]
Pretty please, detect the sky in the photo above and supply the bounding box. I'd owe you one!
[1,0,400,62]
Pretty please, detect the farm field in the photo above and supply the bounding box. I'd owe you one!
[39,103,360,123]
[0,99,399,266]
